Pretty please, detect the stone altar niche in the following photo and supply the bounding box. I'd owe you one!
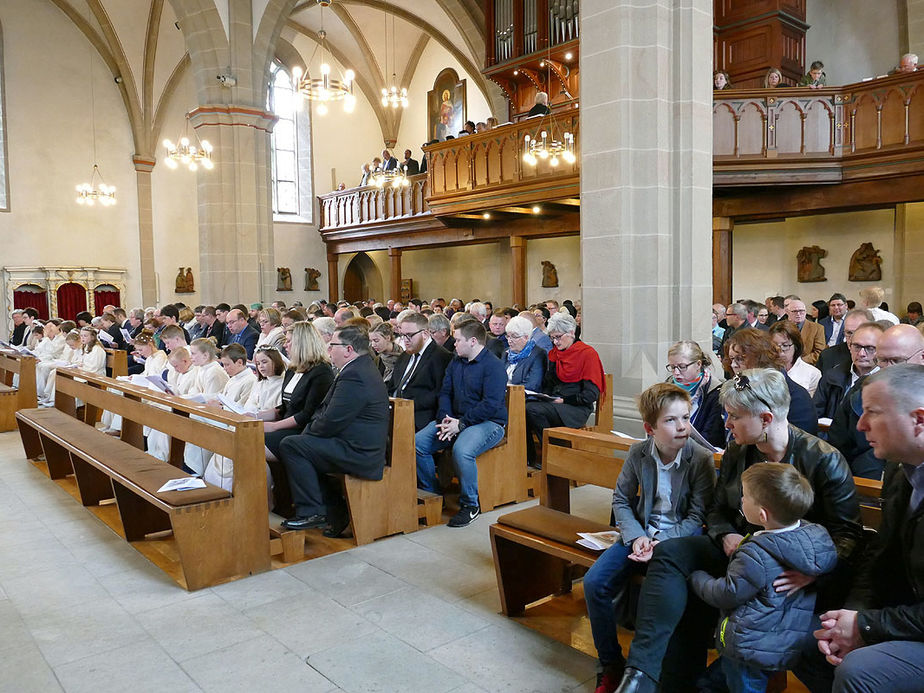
[797,245,827,282]
[304,268,321,292]
[2,265,128,331]
[848,243,883,281]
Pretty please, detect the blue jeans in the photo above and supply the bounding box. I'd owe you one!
[721,656,771,693]
[415,420,505,507]
[583,541,637,668]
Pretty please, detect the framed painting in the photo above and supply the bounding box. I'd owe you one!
[427,68,466,142]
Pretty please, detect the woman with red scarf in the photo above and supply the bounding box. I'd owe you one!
[525,312,605,468]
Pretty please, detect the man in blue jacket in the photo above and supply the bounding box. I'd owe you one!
[415,318,507,527]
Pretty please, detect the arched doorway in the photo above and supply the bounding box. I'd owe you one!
[343,252,383,303]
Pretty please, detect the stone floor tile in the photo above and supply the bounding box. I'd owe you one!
[135,592,267,662]
[3,564,108,617]
[308,630,466,693]
[53,638,202,693]
[244,590,378,658]
[0,642,63,691]
[351,586,490,652]
[181,634,338,693]
[67,536,154,579]
[210,568,308,612]
[98,562,199,615]
[285,551,406,607]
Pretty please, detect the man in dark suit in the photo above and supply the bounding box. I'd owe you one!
[744,300,769,331]
[157,304,192,344]
[819,292,849,347]
[402,149,420,176]
[224,308,258,359]
[817,309,873,376]
[9,310,26,346]
[388,312,452,431]
[381,149,398,171]
[813,322,883,420]
[280,326,390,536]
[200,305,226,346]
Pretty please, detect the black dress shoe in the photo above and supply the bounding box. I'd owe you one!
[323,518,352,538]
[282,514,327,530]
[614,667,657,693]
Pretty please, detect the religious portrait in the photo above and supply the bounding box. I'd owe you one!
[428,68,466,142]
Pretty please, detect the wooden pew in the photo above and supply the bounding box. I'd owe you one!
[0,350,37,432]
[475,384,528,512]
[591,373,614,433]
[16,368,270,590]
[338,397,419,545]
[105,348,128,378]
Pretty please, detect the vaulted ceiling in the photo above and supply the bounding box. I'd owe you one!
[44,0,492,155]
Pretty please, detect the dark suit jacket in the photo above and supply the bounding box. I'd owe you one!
[204,320,226,347]
[507,345,547,392]
[10,322,26,346]
[748,320,770,332]
[106,323,128,351]
[419,154,428,174]
[386,340,453,431]
[228,325,259,359]
[527,103,551,117]
[487,334,508,358]
[382,156,398,171]
[819,316,846,346]
[817,341,849,376]
[813,360,853,420]
[282,364,336,429]
[403,158,420,175]
[305,354,390,478]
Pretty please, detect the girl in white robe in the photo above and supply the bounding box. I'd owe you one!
[182,338,231,474]
[39,330,82,404]
[101,331,166,433]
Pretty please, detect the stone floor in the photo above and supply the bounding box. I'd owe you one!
[0,429,603,693]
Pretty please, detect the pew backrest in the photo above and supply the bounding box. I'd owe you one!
[0,350,38,409]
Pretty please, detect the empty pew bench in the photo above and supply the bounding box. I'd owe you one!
[0,350,37,432]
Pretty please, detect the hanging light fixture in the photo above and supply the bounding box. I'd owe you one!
[75,4,115,207]
[292,1,355,115]
[162,113,214,171]
[380,0,408,109]
[522,49,576,168]
[371,165,410,189]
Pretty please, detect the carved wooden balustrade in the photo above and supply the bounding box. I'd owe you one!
[714,69,924,185]
[424,111,580,216]
[319,174,430,233]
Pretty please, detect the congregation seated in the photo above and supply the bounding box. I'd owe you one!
[224,308,259,359]
[369,322,403,382]
[770,320,822,397]
[813,322,883,421]
[415,318,507,527]
[525,311,605,468]
[256,307,286,353]
[37,328,82,404]
[502,315,546,392]
[612,368,862,692]
[665,340,725,449]
[486,309,509,358]
[585,382,716,692]
[189,337,228,396]
[428,313,454,352]
[386,311,452,432]
[279,325,390,537]
[263,322,335,515]
[722,328,818,435]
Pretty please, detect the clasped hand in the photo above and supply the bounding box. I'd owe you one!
[814,609,862,666]
[436,416,460,441]
[628,536,659,563]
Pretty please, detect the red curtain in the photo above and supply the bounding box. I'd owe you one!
[93,286,121,314]
[13,285,49,321]
[57,283,87,321]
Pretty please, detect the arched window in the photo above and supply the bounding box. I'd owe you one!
[268,62,312,221]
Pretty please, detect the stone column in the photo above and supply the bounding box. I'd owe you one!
[327,254,339,302]
[132,156,158,307]
[189,105,277,305]
[389,248,402,302]
[713,217,734,306]
[510,237,527,307]
[581,0,713,432]
[894,203,924,310]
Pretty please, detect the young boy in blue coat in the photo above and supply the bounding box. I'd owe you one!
[690,463,838,693]
[584,383,716,693]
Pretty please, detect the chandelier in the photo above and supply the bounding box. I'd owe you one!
[292,2,355,116]
[380,0,408,109]
[76,164,116,206]
[163,114,214,171]
[523,130,575,167]
[76,2,115,208]
[372,166,409,189]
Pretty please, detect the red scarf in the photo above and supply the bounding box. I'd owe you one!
[548,340,605,395]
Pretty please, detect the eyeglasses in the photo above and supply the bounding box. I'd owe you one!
[776,342,793,350]
[733,373,775,413]
[327,342,347,348]
[256,345,279,352]
[876,346,924,367]
[789,309,807,315]
[550,334,568,343]
[665,362,696,373]
[849,343,877,354]
[396,329,425,341]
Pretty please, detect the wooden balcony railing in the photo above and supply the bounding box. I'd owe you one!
[714,69,924,185]
[424,111,580,216]
[318,174,430,233]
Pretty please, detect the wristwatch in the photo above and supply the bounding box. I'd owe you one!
[457,421,467,432]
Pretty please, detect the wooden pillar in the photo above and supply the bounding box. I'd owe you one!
[327,253,339,302]
[713,217,734,306]
[389,248,402,302]
[510,236,527,308]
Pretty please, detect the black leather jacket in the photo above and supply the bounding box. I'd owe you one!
[848,461,924,644]
[708,426,863,563]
